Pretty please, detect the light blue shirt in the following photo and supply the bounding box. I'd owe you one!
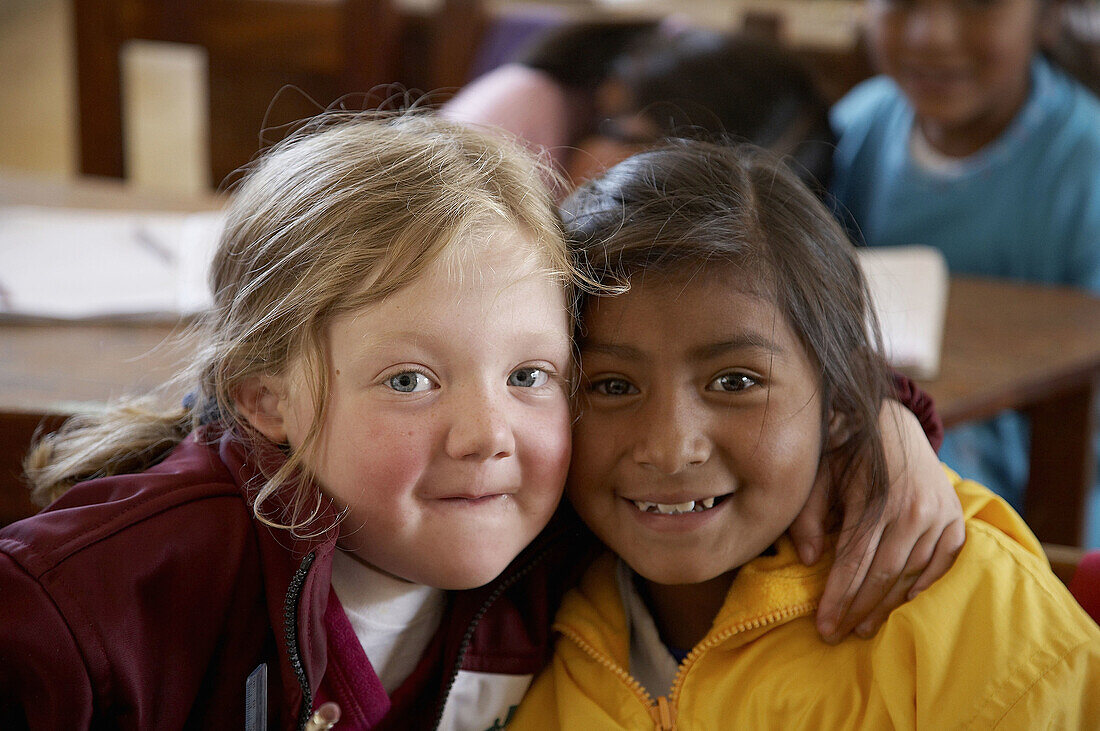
[831,57,1100,290]
[830,57,1100,542]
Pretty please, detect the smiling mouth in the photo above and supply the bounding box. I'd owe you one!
[903,67,968,86]
[629,495,729,515]
[440,493,511,504]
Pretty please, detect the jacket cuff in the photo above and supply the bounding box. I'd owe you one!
[891,371,944,453]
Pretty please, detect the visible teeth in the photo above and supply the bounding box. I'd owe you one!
[658,501,694,514]
[632,497,720,515]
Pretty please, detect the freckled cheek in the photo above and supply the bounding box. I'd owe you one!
[325,416,438,498]
[520,408,573,499]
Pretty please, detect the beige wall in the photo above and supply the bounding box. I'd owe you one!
[0,0,76,179]
[0,0,207,192]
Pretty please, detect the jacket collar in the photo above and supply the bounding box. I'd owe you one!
[559,538,831,663]
[206,423,340,727]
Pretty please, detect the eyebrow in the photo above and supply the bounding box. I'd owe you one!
[689,334,785,361]
[347,329,571,358]
[581,333,785,362]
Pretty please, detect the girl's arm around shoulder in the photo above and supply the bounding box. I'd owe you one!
[791,396,962,644]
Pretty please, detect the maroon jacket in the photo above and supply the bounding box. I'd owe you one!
[0,425,591,730]
[0,376,939,729]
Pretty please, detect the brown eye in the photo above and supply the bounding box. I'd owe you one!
[709,373,757,393]
[592,378,637,396]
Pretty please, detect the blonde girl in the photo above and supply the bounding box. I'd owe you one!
[2,113,581,730]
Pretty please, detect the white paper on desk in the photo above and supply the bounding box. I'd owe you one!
[856,245,949,380]
[0,206,222,319]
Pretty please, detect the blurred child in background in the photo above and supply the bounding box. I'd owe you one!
[830,0,1100,542]
[444,24,834,192]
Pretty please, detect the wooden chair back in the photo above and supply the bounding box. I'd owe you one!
[0,412,67,526]
[72,0,486,188]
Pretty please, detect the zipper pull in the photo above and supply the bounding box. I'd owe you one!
[304,702,341,731]
[245,664,267,731]
[656,696,674,730]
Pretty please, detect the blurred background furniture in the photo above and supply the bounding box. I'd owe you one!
[1043,543,1099,621]
[73,0,488,187]
[0,170,217,526]
[1068,548,1100,621]
[69,0,880,189]
[0,412,66,526]
[7,0,1095,192]
[917,279,1100,547]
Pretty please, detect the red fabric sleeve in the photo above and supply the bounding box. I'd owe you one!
[0,551,94,729]
[892,372,944,453]
[1068,551,1100,624]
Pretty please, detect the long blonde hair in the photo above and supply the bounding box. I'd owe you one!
[26,112,577,532]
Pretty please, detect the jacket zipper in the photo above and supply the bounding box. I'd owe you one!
[557,601,817,730]
[431,539,563,729]
[284,550,317,731]
[555,625,668,729]
[665,602,818,718]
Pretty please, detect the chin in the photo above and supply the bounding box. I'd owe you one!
[627,559,729,587]
[424,554,516,591]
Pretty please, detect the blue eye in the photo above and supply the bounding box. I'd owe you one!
[387,371,433,393]
[709,373,757,393]
[592,378,638,396]
[508,367,549,388]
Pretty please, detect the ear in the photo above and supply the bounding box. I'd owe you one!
[825,407,853,452]
[234,375,290,444]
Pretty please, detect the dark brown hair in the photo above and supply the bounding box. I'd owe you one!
[611,30,836,188]
[562,139,894,526]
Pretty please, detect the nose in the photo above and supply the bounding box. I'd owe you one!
[631,389,711,474]
[904,1,960,49]
[444,385,516,461]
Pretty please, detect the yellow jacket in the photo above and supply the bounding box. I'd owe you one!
[510,474,1100,730]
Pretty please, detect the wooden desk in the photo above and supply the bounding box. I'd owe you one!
[0,169,224,212]
[0,321,193,414]
[917,278,1100,546]
[0,171,218,524]
[0,173,219,395]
